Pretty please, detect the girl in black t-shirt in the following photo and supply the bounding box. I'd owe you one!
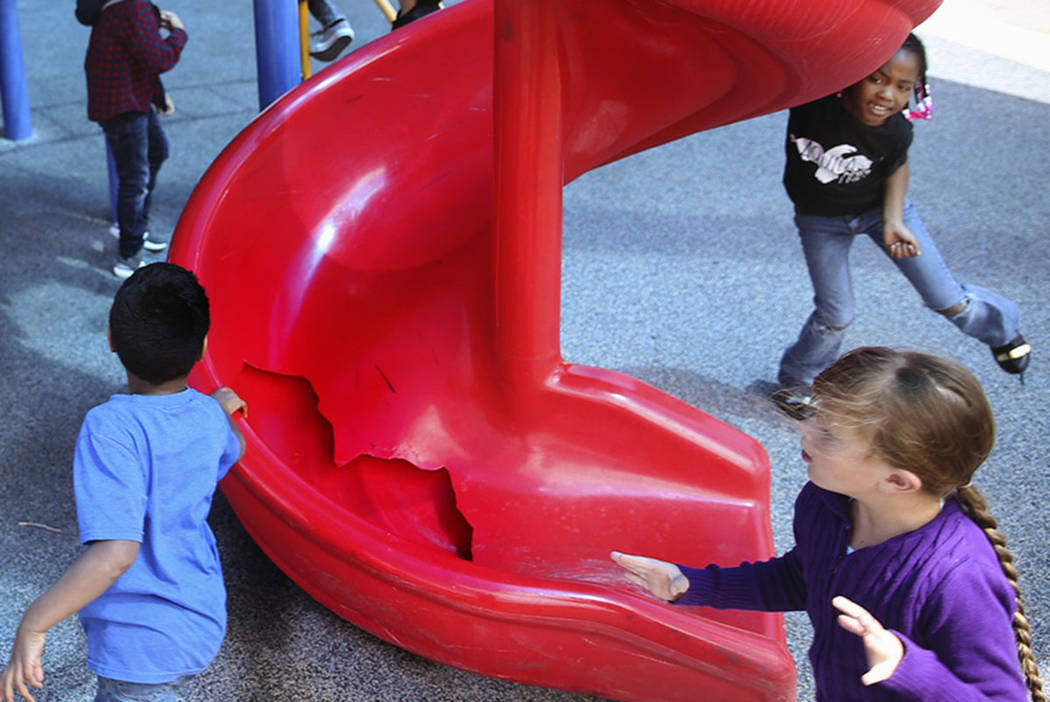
[773,34,1030,419]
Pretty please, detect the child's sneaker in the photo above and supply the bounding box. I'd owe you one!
[113,252,146,280]
[990,334,1031,384]
[310,18,354,61]
[391,2,440,30]
[772,385,815,420]
[110,225,168,252]
[141,232,168,252]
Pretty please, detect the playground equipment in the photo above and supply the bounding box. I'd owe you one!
[0,0,31,140]
[170,0,939,699]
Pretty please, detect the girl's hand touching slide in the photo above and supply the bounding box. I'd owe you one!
[832,595,904,686]
[610,552,689,601]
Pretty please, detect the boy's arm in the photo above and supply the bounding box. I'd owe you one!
[211,387,248,460]
[1,540,139,702]
[122,1,187,75]
[881,163,921,259]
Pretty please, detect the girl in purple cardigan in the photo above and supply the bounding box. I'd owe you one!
[613,347,1043,700]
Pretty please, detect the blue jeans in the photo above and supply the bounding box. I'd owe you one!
[99,110,169,258]
[779,201,1021,386]
[94,675,189,702]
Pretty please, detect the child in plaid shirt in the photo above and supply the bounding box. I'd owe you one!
[79,0,187,279]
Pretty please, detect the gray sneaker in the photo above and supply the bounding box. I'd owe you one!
[110,225,167,252]
[113,252,146,280]
[310,18,354,61]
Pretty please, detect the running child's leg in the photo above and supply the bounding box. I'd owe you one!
[779,214,858,387]
[869,201,1022,347]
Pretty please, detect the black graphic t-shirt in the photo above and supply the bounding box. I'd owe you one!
[782,94,913,216]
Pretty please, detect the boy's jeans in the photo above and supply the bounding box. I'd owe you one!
[94,675,189,702]
[779,200,1021,386]
[99,110,169,258]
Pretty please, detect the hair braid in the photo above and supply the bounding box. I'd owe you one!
[956,486,1045,701]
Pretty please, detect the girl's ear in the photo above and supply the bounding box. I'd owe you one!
[107,327,116,352]
[880,469,923,494]
[199,334,208,361]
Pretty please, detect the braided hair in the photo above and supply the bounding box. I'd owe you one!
[812,347,1044,701]
[900,33,933,121]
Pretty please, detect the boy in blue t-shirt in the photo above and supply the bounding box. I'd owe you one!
[0,263,246,702]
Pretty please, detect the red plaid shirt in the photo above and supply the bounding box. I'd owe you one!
[85,0,187,121]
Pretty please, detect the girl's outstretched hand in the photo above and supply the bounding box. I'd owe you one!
[1,627,46,702]
[832,595,904,685]
[610,551,689,601]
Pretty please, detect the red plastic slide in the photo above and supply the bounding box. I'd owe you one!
[170,0,938,699]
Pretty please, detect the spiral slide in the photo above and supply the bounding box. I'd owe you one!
[170,0,938,699]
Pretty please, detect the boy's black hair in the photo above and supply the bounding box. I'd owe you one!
[109,263,210,385]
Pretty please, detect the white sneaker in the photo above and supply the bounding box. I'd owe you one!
[113,252,146,280]
[310,18,354,62]
[110,225,168,252]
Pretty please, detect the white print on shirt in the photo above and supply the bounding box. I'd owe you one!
[791,136,873,184]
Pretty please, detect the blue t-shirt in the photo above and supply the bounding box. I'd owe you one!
[73,388,241,684]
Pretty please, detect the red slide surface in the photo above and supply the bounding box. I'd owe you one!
[170,1,938,699]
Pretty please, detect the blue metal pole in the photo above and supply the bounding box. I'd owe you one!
[0,0,32,140]
[253,0,300,110]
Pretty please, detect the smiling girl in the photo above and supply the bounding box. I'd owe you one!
[772,34,1029,419]
[613,347,1043,700]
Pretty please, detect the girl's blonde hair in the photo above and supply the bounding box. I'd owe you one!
[812,347,1043,701]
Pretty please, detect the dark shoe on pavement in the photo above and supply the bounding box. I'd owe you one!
[991,334,1031,384]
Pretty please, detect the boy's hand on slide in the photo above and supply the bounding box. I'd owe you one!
[610,551,689,601]
[832,595,904,686]
[211,386,247,418]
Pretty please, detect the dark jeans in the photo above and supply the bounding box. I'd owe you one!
[308,0,344,26]
[100,110,169,258]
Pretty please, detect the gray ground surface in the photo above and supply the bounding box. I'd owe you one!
[1,1,1047,700]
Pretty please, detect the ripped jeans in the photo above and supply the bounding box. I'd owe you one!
[779,201,1021,387]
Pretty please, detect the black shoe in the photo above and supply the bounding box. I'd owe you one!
[991,334,1031,383]
[391,1,440,30]
[771,386,815,421]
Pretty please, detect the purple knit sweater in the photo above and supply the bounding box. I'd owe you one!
[677,482,1027,700]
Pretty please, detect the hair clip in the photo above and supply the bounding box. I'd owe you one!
[905,83,933,121]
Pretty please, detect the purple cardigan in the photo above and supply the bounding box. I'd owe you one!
[677,482,1027,700]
